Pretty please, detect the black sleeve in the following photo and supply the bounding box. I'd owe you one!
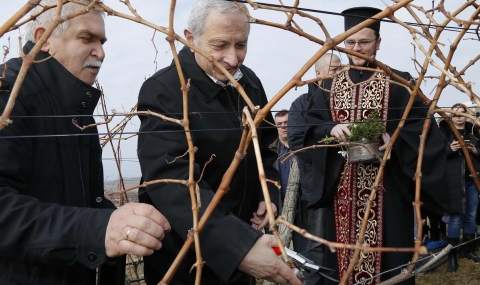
[386,77,451,214]
[0,89,114,269]
[304,87,338,147]
[137,77,262,282]
[287,94,311,164]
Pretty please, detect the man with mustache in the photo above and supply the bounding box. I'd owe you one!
[0,1,170,284]
[136,0,302,284]
[303,7,451,285]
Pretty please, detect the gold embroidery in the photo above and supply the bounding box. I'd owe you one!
[331,70,390,285]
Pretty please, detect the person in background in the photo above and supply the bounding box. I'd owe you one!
[269,110,307,255]
[439,103,480,272]
[287,53,341,285]
[0,1,170,284]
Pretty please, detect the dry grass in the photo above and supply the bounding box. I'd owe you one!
[416,257,480,285]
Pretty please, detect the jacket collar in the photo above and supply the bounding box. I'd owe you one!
[348,62,378,84]
[177,45,258,103]
[24,41,101,114]
[269,138,279,151]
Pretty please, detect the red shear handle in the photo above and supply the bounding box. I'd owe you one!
[271,246,297,270]
[271,246,282,255]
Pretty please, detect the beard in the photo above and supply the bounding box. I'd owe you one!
[348,51,377,67]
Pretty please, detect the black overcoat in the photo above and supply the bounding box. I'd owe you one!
[304,67,451,284]
[137,46,280,285]
[0,42,120,284]
[439,120,480,214]
[287,84,316,203]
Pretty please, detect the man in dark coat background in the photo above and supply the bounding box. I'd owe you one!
[0,1,170,284]
[136,0,302,285]
[288,53,341,285]
[303,7,451,285]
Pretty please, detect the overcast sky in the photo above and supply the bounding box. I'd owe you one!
[1,0,478,181]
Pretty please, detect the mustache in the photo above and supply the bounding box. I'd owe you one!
[83,60,102,69]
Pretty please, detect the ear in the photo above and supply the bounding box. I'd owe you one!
[184,29,196,52]
[376,37,381,50]
[33,27,50,53]
[315,69,322,79]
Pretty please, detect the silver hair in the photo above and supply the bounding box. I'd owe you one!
[25,0,103,42]
[187,0,250,38]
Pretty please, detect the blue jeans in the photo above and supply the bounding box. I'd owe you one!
[448,180,479,238]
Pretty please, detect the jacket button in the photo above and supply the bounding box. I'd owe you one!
[86,92,92,97]
[81,102,86,108]
[96,197,102,203]
[87,252,97,262]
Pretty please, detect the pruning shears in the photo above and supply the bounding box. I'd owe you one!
[272,246,340,283]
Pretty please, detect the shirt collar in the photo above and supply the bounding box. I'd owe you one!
[206,69,243,87]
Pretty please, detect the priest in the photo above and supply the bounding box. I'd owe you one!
[303,7,451,285]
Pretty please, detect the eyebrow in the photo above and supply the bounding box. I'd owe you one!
[77,29,108,43]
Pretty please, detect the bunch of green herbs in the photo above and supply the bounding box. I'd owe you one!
[346,109,385,142]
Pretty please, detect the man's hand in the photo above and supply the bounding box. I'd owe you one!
[104,203,170,258]
[330,123,352,142]
[250,201,277,230]
[238,235,302,285]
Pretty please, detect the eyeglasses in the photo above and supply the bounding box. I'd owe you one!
[344,38,377,48]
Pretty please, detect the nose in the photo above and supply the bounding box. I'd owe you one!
[223,46,239,69]
[91,42,105,61]
[352,42,362,52]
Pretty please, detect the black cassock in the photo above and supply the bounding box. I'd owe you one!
[303,66,451,284]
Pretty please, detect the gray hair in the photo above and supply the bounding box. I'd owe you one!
[25,0,103,42]
[187,0,250,38]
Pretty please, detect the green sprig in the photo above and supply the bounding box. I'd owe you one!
[346,110,385,142]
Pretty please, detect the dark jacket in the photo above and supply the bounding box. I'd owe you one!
[268,138,291,209]
[137,45,280,285]
[439,120,480,214]
[0,42,118,285]
[287,88,314,202]
[268,138,282,171]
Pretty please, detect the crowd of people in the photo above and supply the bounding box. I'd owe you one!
[0,1,478,285]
